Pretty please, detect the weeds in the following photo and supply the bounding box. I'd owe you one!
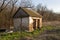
[0,26,56,40]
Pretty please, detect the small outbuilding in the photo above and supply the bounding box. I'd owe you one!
[13,7,42,32]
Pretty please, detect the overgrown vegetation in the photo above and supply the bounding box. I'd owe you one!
[0,26,56,40]
[0,0,60,27]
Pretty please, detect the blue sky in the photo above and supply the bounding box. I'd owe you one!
[32,0,60,13]
[17,0,60,13]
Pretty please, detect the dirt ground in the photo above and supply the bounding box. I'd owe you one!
[25,21,60,40]
[33,21,60,40]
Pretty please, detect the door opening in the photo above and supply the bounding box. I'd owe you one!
[37,19,40,29]
[33,19,36,30]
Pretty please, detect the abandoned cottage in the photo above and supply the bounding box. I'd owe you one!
[13,7,42,32]
[0,7,42,32]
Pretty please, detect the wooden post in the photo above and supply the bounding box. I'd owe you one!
[40,18,42,28]
[21,18,22,31]
[21,17,22,39]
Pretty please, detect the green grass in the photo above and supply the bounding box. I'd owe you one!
[0,26,55,40]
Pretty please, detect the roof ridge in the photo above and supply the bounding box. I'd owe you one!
[13,7,42,18]
[22,8,42,17]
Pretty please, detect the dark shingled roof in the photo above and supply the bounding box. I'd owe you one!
[13,7,42,18]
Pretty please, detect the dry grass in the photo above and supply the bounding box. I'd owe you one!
[43,21,60,28]
[33,21,60,40]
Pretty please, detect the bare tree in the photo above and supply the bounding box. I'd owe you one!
[36,3,53,21]
[0,0,18,30]
[0,0,6,12]
[37,4,48,16]
[0,0,12,12]
[0,0,19,12]
[8,0,18,30]
[20,0,33,8]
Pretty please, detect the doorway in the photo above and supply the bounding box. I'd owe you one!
[37,19,40,29]
[33,19,36,30]
[33,19,40,30]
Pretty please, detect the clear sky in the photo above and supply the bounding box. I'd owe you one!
[32,0,60,13]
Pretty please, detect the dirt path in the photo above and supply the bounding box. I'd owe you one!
[34,29,60,40]
[34,34,60,40]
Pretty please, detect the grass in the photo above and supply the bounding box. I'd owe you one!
[0,26,56,40]
[0,32,20,40]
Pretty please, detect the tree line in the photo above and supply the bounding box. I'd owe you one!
[0,0,60,28]
[36,4,60,21]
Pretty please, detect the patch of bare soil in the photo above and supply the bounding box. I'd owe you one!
[20,29,60,40]
[34,29,60,40]
[33,21,60,40]
[20,37,33,40]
